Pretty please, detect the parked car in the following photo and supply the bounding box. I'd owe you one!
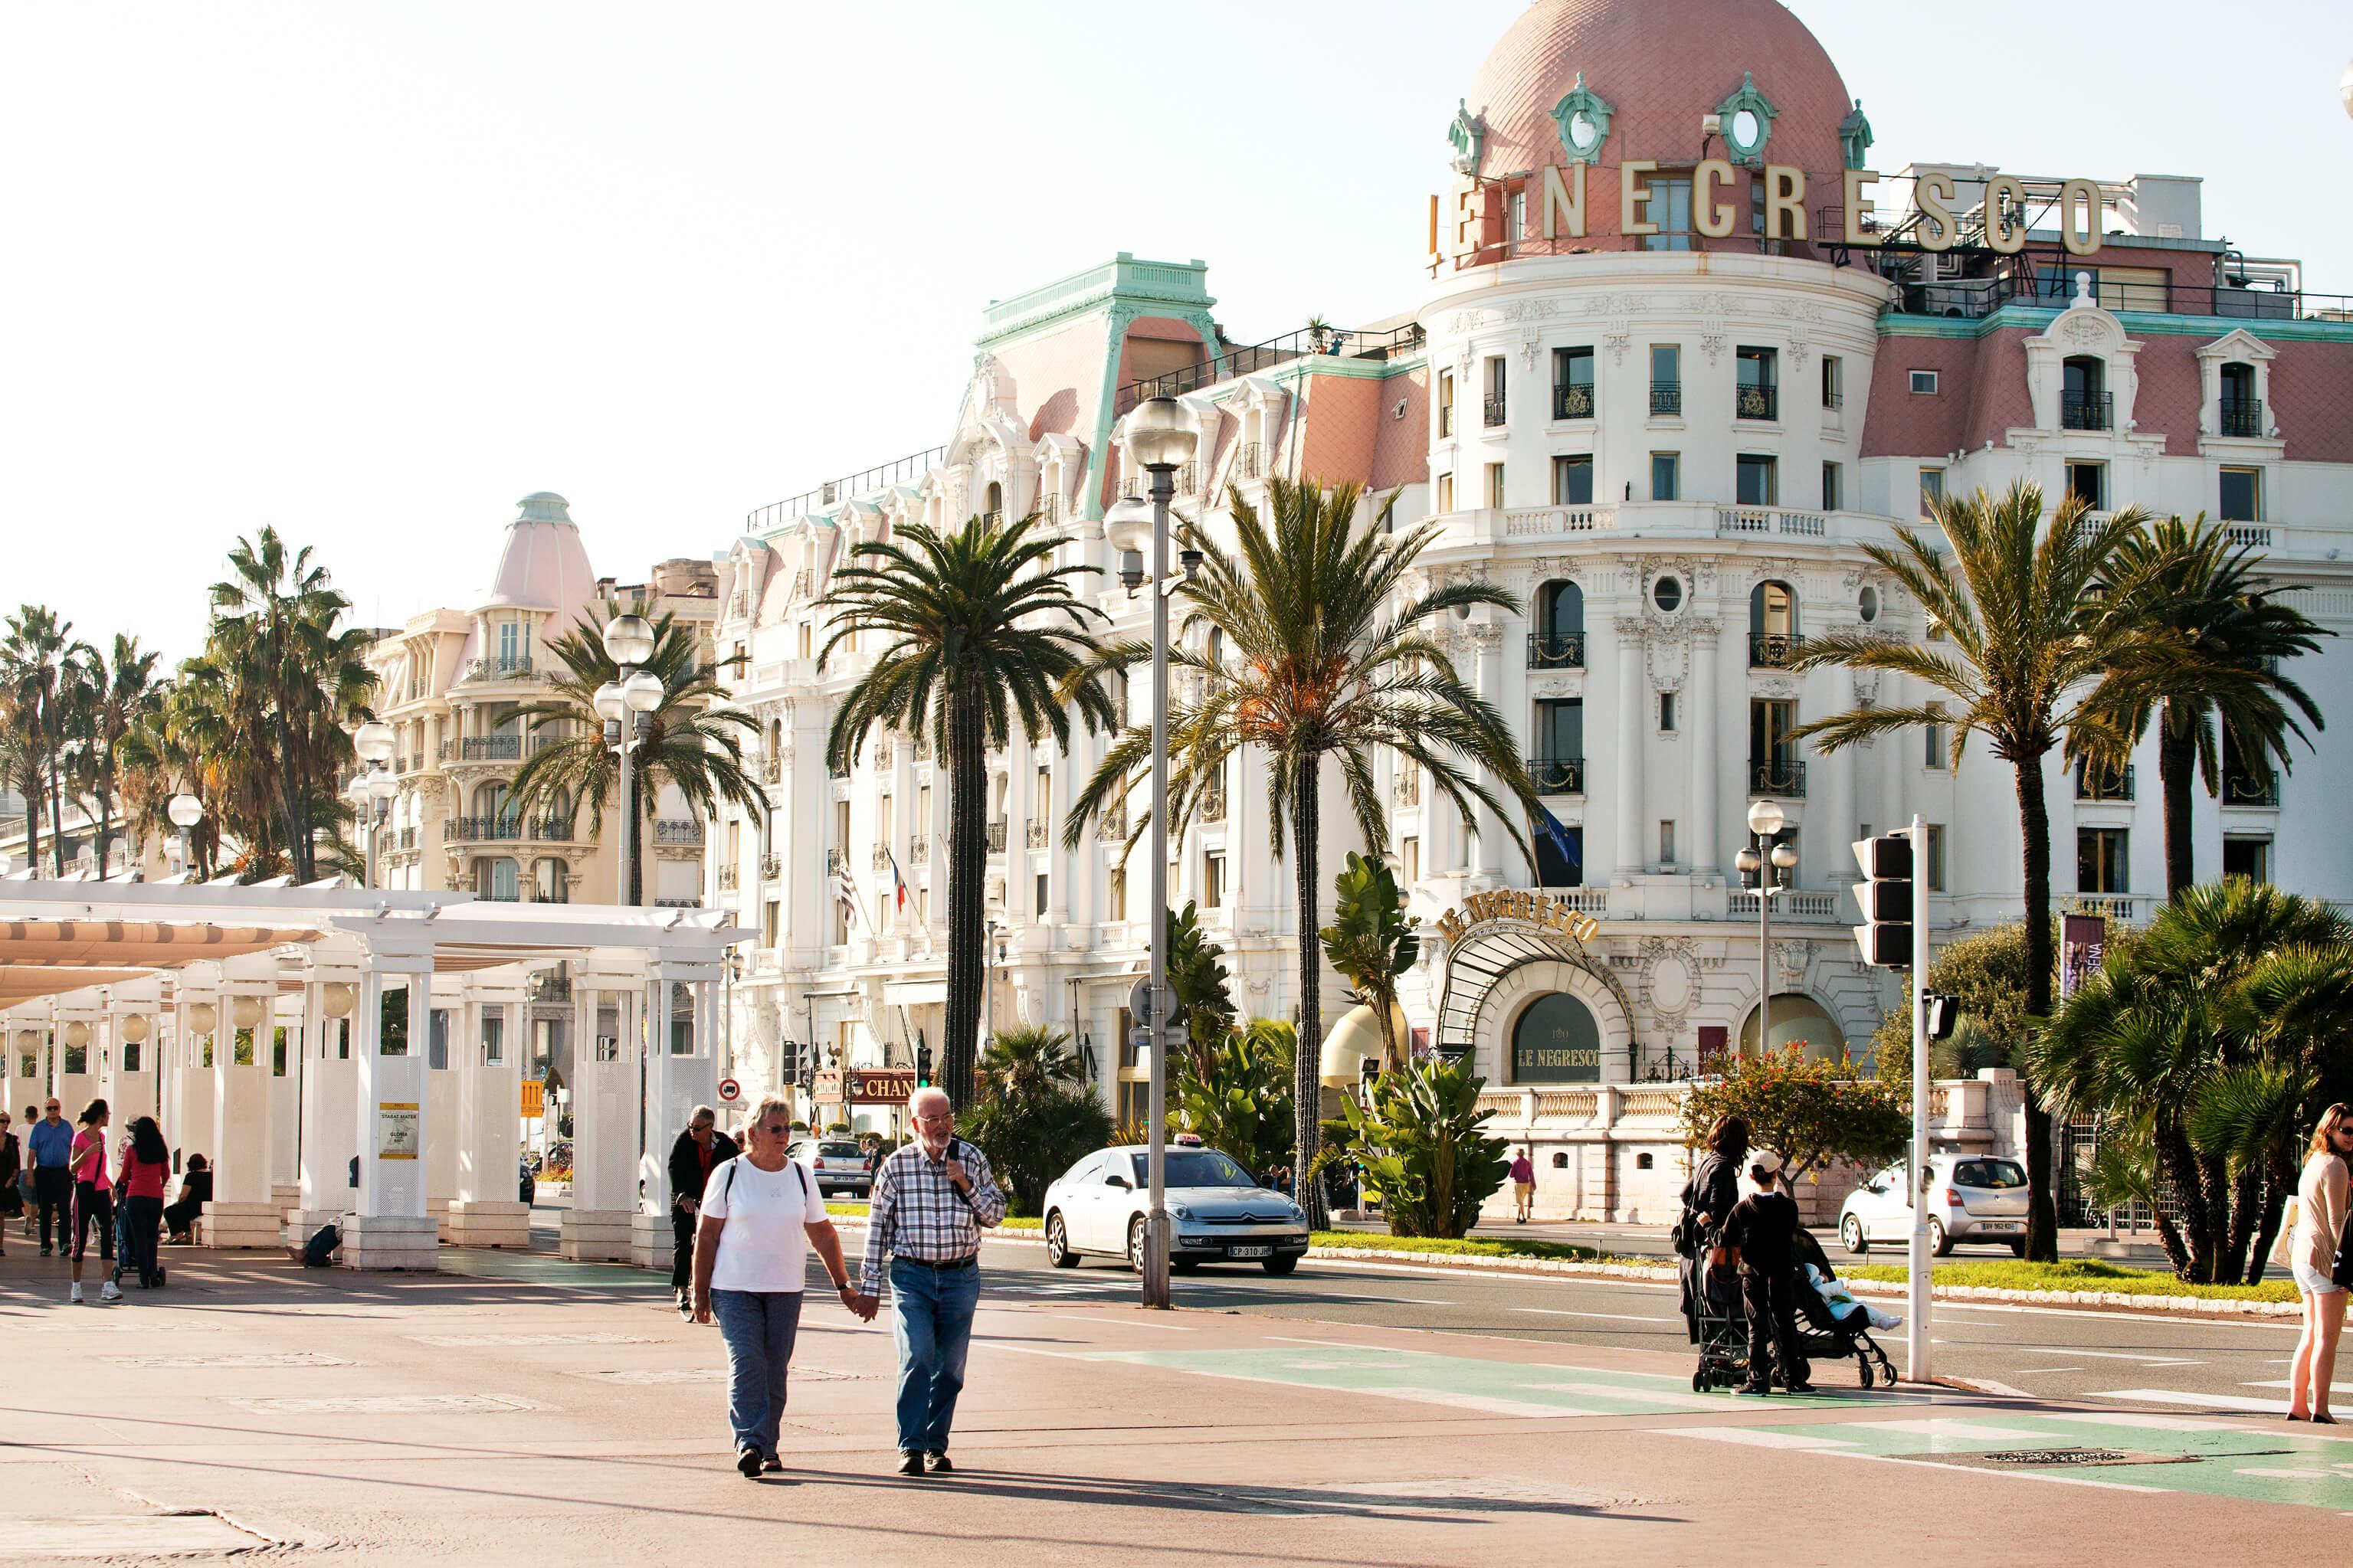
[788,1138,873,1198]
[1838,1152,2031,1257]
[1041,1145,1309,1275]
[518,1156,537,1206]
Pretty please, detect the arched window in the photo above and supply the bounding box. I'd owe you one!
[470,782,510,830]
[1531,580,1584,668]
[2219,361,2260,437]
[1749,581,1799,667]
[478,857,520,902]
[984,481,1004,522]
[1207,627,1224,669]
[2062,355,2109,430]
[1511,993,1601,1084]
[1738,993,1850,1062]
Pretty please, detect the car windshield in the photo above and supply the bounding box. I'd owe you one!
[818,1142,863,1160]
[1128,1151,1254,1189]
[1954,1157,2027,1190]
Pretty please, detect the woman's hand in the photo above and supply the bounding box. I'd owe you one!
[691,1293,713,1326]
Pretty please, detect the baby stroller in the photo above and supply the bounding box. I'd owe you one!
[1686,1256,1752,1392]
[1687,1233,1899,1393]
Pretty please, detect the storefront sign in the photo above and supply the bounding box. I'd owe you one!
[1435,889,1601,947]
[377,1102,420,1160]
[813,1067,919,1105]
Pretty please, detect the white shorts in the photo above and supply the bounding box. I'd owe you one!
[2292,1258,2343,1296]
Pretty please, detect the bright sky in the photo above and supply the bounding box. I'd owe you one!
[5,2,2347,666]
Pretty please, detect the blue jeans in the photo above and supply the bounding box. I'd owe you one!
[890,1257,980,1455]
[710,1289,803,1455]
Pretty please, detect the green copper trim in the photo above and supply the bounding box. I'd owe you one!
[977,253,1215,352]
[1839,98,1873,172]
[1879,304,2353,345]
[1716,72,1778,167]
[1549,74,1614,166]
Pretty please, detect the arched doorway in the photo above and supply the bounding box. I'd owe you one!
[1736,993,1848,1062]
[1509,991,1602,1084]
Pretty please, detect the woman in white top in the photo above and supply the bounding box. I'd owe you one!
[691,1096,864,1476]
[2286,1102,2353,1422]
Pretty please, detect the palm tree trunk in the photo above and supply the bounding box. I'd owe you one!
[48,747,67,877]
[942,692,987,1106]
[2246,1169,2291,1286]
[18,781,38,875]
[93,787,111,878]
[1290,751,1329,1231]
[2158,707,2195,900]
[2159,1124,2216,1282]
[2015,756,2060,1262]
[2221,1155,2261,1284]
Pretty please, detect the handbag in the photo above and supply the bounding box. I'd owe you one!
[2334,1200,2353,1291]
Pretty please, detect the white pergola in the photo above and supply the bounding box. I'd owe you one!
[0,879,746,1270]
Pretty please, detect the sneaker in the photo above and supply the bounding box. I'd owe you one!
[925,1451,954,1474]
[1735,1380,1771,1396]
[40,1245,51,1258]
[68,1282,83,1304]
[761,1452,782,1474]
[736,1445,763,1478]
[100,1281,123,1303]
[676,1293,693,1321]
[1784,1380,1815,1394]
[895,1450,926,1476]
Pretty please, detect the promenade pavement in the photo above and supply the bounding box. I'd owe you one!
[0,1238,2328,1564]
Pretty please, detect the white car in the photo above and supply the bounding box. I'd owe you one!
[1042,1144,1309,1275]
[787,1138,872,1199]
[1838,1152,2031,1257]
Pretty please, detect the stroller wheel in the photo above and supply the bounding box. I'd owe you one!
[1693,1370,1708,1393]
[1857,1354,1875,1390]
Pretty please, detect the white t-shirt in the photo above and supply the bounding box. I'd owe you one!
[700,1155,829,1294]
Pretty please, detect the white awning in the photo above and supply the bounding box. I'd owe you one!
[883,980,947,1007]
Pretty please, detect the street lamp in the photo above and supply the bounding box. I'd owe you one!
[1738,798,1794,1058]
[598,616,664,908]
[349,721,398,889]
[167,793,203,878]
[1107,395,1198,1310]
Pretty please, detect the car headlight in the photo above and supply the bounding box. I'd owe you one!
[1287,1206,1305,1223]
[1171,1203,1194,1220]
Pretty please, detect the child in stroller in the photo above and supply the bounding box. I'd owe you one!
[1790,1227,1901,1389]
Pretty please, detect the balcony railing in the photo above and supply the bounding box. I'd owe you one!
[1878,271,2353,324]
[762,851,782,881]
[825,847,847,875]
[910,833,930,865]
[654,897,701,909]
[1483,394,1506,427]
[2066,893,2152,925]
[460,656,535,684]
[874,737,896,769]
[1113,319,1425,414]
[1393,770,1420,808]
[1552,385,1594,420]
[1096,808,1126,843]
[1439,404,1453,437]
[2076,761,2135,802]
[718,864,739,892]
[762,755,782,784]
[1200,780,1226,823]
[1748,632,1805,669]
[1527,756,1585,795]
[459,735,522,761]
[1750,758,1807,797]
[2062,390,2112,431]
[2219,397,2264,438]
[653,818,703,845]
[1024,817,1050,849]
[1736,385,1778,421]
[1175,460,1200,496]
[1527,633,1585,669]
[1650,381,1680,416]
[1717,507,1827,538]
[913,732,932,762]
[871,843,893,869]
[2224,769,2279,807]
[986,820,1007,854]
[1236,440,1263,480]
[451,815,525,842]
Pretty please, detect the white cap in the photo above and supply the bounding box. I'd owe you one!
[1750,1150,1784,1177]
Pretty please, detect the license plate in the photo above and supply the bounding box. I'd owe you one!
[1981,1221,2021,1231]
[1230,1245,1272,1259]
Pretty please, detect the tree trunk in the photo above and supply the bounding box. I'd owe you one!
[1290,751,1329,1231]
[2158,705,2195,901]
[2014,756,2060,1262]
[48,750,67,878]
[2246,1170,2291,1286]
[93,785,113,878]
[941,692,987,1108]
[2158,1123,2215,1282]
[2221,1154,2261,1285]
[19,788,38,876]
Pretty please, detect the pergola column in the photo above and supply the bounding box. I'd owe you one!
[561,961,640,1262]
[449,977,526,1249]
[342,940,439,1271]
[293,971,360,1246]
[634,965,721,1268]
[424,979,463,1240]
[268,984,305,1220]
[169,981,218,1181]
[205,957,281,1250]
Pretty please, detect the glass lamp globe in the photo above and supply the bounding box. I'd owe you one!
[320,983,356,1020]
[601,614,657,669]
[168,794,204,830]
[11,1029,37,1053]
[232,996,265,1030]
[1735,846,1761,877]
[353,721,396,763]
[120,1013,150,1045]
[188,1003,218,1035]
[1126,397,1197,470]
[1103,496,1154,558]
[63,1020,89,1049]
[1746,799,1786,838]
[592,681,627,723]
[621,670,665,712]
[1770,843,1798,871]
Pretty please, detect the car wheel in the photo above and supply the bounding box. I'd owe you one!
[1045,1213,1079,1269]
[1928,1218,1951,1257]
[1840,1214,1867,1255]
[1127,1216,1148,1273]
[1260,1255,1299,1277]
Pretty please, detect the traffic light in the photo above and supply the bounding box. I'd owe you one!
[916,1042,933,1088]
[1850,833,1914,967]
[1925,993,1960,1041]
[778,1038,800,1082]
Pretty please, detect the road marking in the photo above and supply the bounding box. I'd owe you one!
[1358,1387,1609,1419]
[2090,1388,2302,1414]
[1512,1307,1675,1324]
[1654,1426,1861,1449]
[1026,1313,1197,1331]
[2014,1347,2202,1366]
[1527,1380,1728,1411]
[1955,1380,2039,1398]
[2005,1367,2083,1376]
[1264,1337,1433,1353]
[2245,1380,2353,1393]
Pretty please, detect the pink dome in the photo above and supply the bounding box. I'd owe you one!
[1464,0,1853,241]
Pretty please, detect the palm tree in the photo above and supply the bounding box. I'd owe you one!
[818,511,1116,1105]
[61,635,161,877]
[116,685,220,878]
[975,1023,1085,1104]
[509,601,764,906]
[2082,516,2328,899]
[1,604,90,876]
[1320,849,1421,1072]
[1787,480,2151,1261]
[1065,476,1535,1226]
[2031,880,2353,1284]
[204,529,378,880]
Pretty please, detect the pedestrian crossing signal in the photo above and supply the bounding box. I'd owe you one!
[1850,834,1913,968]
[916,1043,933,1088]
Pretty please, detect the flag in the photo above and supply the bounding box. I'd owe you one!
[833,863,860,928]
[888,851,908,912]
[1529,798,1582,873]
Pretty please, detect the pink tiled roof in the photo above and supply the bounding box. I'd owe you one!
[481,493,598,621]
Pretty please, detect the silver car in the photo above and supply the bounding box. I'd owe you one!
[1838,1152,2031,1257]
[1042,1144,1309,1275]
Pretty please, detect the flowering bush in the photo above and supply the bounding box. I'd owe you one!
[1680,1046,1909,1183]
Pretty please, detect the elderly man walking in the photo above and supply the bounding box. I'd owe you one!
[668,1105,740,1320]
[854,1086,1005,1476]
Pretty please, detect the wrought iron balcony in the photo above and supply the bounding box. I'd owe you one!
[2062,390,2112,431]
[1527,632,1585,669]
[1526,755,1585,795]
[1552,385,1594,421]
[826,847,847,875]
[1237,440,1263,480]
[872,843,893,869]
[2220,397,2264,438]
[1483,394,1506,427]
[2076,761,2135,802]
[1025,817,1050,849]
[718,864,739,892]
[913,732,933,762]
[1096,808,1127,842]
[1749,758,1807,797]
[1748,632,1805,669]
[653,818,703,845]
[761,851,782,881]
[761,754,782,784]
[910,833,929,865]
[1650,381,1680,416]
[2223,768,2279,807]
[1200,780,1226,823]
[1393,769,1419,808]
[986,820,1007,854]
[1736,385,1778,421]
[459,735,522,761]
[451,815,524,842]
[460,656,535,684]
[874,737,895,769]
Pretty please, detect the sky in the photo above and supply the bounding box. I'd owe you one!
[4,1,2348,664]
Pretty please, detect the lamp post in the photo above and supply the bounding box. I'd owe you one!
[349,721,398,889]
[1104,395,1199,1310]
[598,614,659,908]
[167,793,204,879]
[1735,798,1794,1057]
[983,915,1005,1055]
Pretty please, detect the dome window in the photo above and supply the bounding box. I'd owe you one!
[1714,72,1779,167]
[1548,73,1615,165]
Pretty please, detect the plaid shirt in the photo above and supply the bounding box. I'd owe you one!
[860,1138,1007,1294]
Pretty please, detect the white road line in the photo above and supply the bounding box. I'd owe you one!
[1263,1337,1434,1354]
[1512,1308,1676,1324]
[2090,1388,2302,1414]
[1653,1426,1860,1449]
[2004,1367,2083,1376]
[2014,1347,2202,1365]
[1952,1379,2039,1399]
[2243,1379,2353,1393]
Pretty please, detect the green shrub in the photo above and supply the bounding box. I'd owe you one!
[1339,1054,1509,1239]
[957,1082,1114,1215]
[1172,1018,1295,1176]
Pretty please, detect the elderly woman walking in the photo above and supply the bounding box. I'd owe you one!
[2286,1102,2353,1422]
[690,1095,867,1478]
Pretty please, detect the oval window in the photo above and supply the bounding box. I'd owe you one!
[1732,109,1761,149]
[1653,575,1683,613]
[1568,110,1599,152]
[1858,584,1879,624]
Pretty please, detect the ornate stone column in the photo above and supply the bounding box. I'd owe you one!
[1613,617,1647,878]
[1689,620,1722,876]
[1471,622,1505,882]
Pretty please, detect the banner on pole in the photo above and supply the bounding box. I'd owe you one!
[2061,913,2107,1000]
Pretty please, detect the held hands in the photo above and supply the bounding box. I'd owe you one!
[837,1282,880,1322]
[691,1293,714,1326]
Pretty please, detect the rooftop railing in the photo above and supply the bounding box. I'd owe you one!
[746,444,948,531]
[1880,271,2353,323]
[1113,320,1426,414]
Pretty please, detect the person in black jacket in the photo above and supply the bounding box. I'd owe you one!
[1676,1114,1750,1342]
[668,1106,740,1318]
[162,1154,211,1243]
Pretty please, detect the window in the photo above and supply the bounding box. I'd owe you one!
[1735,454,1778,506]
[1919,466,1945,517]
[1436,472,1453,512]
[2078,827,2129,895]
[1639,175,1693,250]
[2223,836,2272,884]
[1925,825,1947,892]
[481,1011,504,1067]
[1533,699,1584,792]
[1821,355,1843,410]
[1483,356,1507,426]
[1659,820,1676,866]
[1107,868,1126,921]
[1652,575,1683,613]
[1650,451,1680,501]
[1750,698,1798,769]
[1735,346,1778,420]
[1820,461,1841,511]
[763,899,779,946]
[2066,460,2106,511]
[1401,836,1420,883]
[2219,362,2261,437]
[1552,455,1593,506]
[428,1008,450,1071]
[1553,347,1595,419]
[2220,466,2261,523]
[1909,369,1939,395]
[798,623,812,660]
[2062,356,2109,430]
[1650,344,1680,415]
[1750,581,1798,643]
[1437,370,1455,437]
[1034,872,1048,913]
[1486,461,1506,508]
[1203,853,1225,909]
[1924,702,1948,768]
[498,620,522,668]
[1659,691,1678,732]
